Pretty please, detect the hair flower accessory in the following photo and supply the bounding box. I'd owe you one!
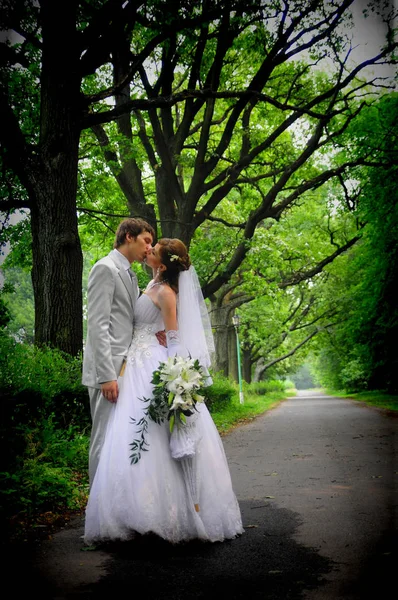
[170,254,180,262]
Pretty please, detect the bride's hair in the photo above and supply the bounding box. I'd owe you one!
[157,238,191,291]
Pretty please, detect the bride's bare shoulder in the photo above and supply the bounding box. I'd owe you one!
[158,283,176,299]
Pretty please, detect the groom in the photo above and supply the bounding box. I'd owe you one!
[82,217,156,487]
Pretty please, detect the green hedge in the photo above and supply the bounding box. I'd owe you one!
[245,379,292,395]
[204,372,237,413]
[0,332,90,538]
[0,330,90,427]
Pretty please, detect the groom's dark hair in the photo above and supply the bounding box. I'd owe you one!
[114,218,155,248]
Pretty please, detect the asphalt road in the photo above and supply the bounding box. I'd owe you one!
[11,391,397,599]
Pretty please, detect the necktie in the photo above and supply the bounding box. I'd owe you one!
[128,268,140,297]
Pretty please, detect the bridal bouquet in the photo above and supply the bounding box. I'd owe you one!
[129,355,207,464]
[149,355,206,429]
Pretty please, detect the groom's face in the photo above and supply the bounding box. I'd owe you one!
[128,231,153,263]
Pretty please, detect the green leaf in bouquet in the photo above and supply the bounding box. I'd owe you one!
[169,413,175,432]
[129,413,150,464]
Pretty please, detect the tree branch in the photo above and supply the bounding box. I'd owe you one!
[0,86,38,196]
[0,198,31,210]
[279,236,360,288]
[261,326,326,371]
[0,42,31,69]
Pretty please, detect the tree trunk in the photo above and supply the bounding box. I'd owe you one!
[209,286,252,378]
[210,299,231,376]
[253,358,266,382]
[31,179,83,356]
[30,0,83,355]
[155,167,179,239]
[242,347,252,383]
[228,325,238,382]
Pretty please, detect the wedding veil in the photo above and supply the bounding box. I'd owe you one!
[177,266,215,373]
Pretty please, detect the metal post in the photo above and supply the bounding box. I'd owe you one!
[232,314,244,404]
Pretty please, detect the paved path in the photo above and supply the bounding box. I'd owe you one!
[12,391,397,599]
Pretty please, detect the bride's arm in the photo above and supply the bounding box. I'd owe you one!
[157,286,187,357]
[157,285,178,331]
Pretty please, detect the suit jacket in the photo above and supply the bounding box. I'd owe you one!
[82,249,138,388]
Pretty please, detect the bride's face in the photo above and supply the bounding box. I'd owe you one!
[145,243,164,270]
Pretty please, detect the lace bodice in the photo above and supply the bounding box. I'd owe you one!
[127,293,165,367]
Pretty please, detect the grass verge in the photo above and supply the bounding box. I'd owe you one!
[324,389,398,412]
[212,388,296,434]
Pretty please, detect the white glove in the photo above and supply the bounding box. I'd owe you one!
[166,330,189,358]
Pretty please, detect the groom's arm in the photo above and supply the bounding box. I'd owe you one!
[87,262,118,388]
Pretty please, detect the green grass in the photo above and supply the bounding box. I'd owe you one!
[324,389,398,412]
[211,388,296,435]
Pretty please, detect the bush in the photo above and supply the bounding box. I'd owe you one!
[0,330,84,399]
[284,379,295,390]
[246,380,287,395]
[340,358,369,393]
[205,371,237,413]
[1,460,86,515]
[0,294,11,328]
[0,418,89,541]
[0,330,90,427]
[0,332,90,539]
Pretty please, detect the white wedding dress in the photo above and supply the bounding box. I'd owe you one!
[84,293,244,544]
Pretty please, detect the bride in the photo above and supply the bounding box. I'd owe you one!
[84,238,244,544]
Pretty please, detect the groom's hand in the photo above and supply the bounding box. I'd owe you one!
[156,330,167,347]
[101,380,119,403]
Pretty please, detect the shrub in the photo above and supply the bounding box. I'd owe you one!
[0,330,84,399]
[0,294,11,328]
[205,371,237,413]
[0,332,90,538]
[340,358,369,393]
[246,380,286,395]
[0,418,89,532]
[284,379,295,390]
[0,330,90,428]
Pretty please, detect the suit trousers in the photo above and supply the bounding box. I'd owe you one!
[88,386,115,488]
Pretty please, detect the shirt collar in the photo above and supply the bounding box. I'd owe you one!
[114,249,131,271]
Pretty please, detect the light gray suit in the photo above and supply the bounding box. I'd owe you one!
[82,249,139,486]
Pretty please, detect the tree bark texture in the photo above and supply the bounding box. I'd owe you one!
[209,299,230,377]
[31,177,83,356]
[209,285,250,378]
[31,0,83,355]
[253,359,265,383]
[242,347,252,383]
